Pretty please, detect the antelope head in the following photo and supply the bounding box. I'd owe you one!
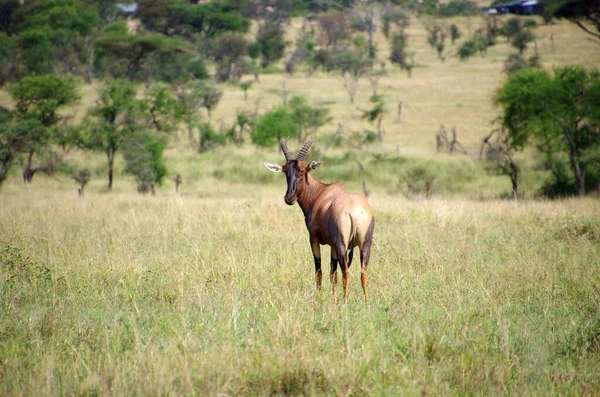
[264,139,322,205]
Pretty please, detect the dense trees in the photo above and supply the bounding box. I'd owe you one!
[0,0,598,199]
[496,66,600,196]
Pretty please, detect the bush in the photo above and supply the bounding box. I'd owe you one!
[198,122,233,152]
[458,39,478,60]
[437,0,480,17]
[256,19,286,68]
[251,107,296,147]
[123,131,167,194]
[503,54,528,74]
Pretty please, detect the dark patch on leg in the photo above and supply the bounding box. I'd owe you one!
[314,255,322,289]
[348,247,354,268]
[335,242,349,299]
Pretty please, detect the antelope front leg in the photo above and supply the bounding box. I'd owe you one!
[311,238,322,290]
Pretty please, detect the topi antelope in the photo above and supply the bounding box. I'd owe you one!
[264,139,375,302]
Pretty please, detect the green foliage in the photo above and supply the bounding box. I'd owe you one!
[450,23,461,44]
[458,38,477,60]
[523,18,539,28]
[511,30,535,54]
[252,107,296,147]
[96,32,194,81]
[16,28,54,74]
[503,17,522,40]
[138,0,250,38]
[496,66,600,195]
[12,0,98,75]
[10,75,79,128]
[200,84,223,117]
[503,53,540,75]
[333,50,374,78]
[20,0,98,36]
[0,0,20,35]
[0,33,20,86]
[381,3,409,38]
[123,131,167,193]
[188,58,209,80]
[239,80,254,100]
[389,33,413,75]
[247,42,260,59]
[361,95,386,123]
[198,122,234,152]
[256,19,286,68]
[141,85,183,133]
[436,0,480,17]
[212,32,248,81]
[80,79,138,189]
[288,96,332,142]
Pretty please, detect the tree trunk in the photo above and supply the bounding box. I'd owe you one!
[564,128,585,196]
[107,150,115,190]
[510,162,519,199]
[23,150,34,184]
[377,115,384,142]
[84,35,95,84]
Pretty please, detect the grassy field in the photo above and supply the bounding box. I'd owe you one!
[1,190,599,395]
[1,12,600,396]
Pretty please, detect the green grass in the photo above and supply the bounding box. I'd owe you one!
[1,192,599,395]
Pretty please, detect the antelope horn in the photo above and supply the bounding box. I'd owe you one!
[280,139,292,162]
[297,139,313,161]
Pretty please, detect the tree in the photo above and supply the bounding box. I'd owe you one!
[450,23,461,44]
[16,0,98,77]
[0,33,20,87]
[137,0,250,38]
[381,3,409,38]
[546,0,600,42]
[511,30,534,55]
[481,128,520,198]
[0,0,20,35]
[141,85,183,133]
[256,19,286,68]
[200,84,223,118]
[502,17,522,42]
[176,81,205,142]
[123,130,167,194]
[361,95,386,142]
[289,96,332,143]
[72,168,90,197]
[318,11,349,48]
[0,107,23,186]
[96,32,193,81]
[389,33,414,77]
[212,32,248,82]
[251,107,297,147]
[80,80,138,190]
[239,80,253,100]
[496,66,600,196]
[9,75,79,183]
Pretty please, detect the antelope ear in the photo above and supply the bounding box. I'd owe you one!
[264,162,283,173]
[308,160,321,171]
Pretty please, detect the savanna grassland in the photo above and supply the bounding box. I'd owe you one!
[1,11,600,396]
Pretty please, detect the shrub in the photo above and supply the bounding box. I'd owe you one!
[251,107,296,147]
[458,39,478,60]
[437,0,480,17]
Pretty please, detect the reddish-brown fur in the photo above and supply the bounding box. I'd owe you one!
[265,140,375,302]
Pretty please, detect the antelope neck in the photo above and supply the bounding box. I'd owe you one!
[296,173,328,216]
